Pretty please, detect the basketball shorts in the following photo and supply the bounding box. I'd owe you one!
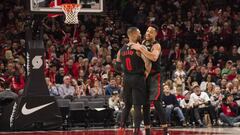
[122,74,147,105]
[146,72,162,101]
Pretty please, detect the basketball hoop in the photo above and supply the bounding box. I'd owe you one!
[61,4,81,24]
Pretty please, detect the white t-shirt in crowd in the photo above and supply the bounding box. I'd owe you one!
[190,92,210,108]
[200,81,215,91]
[180,99,194,108]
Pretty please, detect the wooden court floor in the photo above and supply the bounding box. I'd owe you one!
[0,127,238,135]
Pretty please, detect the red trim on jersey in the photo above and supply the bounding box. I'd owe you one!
[155,73,161,100]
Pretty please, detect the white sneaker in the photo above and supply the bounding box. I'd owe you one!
[233,122,240,127]
[217,119,223,126]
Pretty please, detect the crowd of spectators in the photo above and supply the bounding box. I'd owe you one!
[1,0,240,127]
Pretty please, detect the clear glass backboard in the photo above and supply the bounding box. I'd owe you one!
[30,0,103,13]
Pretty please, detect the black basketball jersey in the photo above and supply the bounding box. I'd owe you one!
[142,40,161,73]
[120,44,145,75]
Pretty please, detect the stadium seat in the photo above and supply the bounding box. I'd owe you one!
[69,102,85,110]
[87,101,105,109]
[56,99,71,129]
[73,98,89,107]
[91,96,111,105]
[56,99,70,107]
[69,102,88,127]
[89,98,105,104]
[79,96,92,99]
[54,96,63,100]
[87,101,114,127]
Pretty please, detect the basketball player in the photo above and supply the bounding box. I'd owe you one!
[132,25,169,135]
[115,27,151,135]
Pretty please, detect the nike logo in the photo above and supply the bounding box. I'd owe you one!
[21,102,54,115]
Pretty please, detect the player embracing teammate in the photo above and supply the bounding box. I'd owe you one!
[115,27,151,135]
[116,25,169,135]
[132,25,169,135]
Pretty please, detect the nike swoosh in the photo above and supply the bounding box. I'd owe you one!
[21,102,54,115]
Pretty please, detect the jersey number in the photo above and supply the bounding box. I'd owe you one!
[126,58,132,71]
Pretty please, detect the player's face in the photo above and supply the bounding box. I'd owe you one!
[132,29,141,43]
[136,29,141,42]
[145,27,157,41]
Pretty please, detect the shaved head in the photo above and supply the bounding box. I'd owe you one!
[127,27,140,37]
[127,27,141,43]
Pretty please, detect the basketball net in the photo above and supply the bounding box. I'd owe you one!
[62,4,81,24]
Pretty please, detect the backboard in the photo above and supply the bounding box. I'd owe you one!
[30,0,104,13]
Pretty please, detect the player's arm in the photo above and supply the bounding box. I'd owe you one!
[114,51,122,73]
[141,52,152,78]
[136,46,152,77]
[133,43,161,62]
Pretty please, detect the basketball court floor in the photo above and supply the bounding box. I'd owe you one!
[0,128,239,135]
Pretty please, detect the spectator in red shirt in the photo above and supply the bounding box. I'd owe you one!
[64,47,73,63]
[175,85,184,102]
[11,71,24,95]
[157,24,172,42]
[227,66,237,81]
[45,64,57,84]
[64,59,79,79]
[220,93,240,126]
[206,62,215,76]
[73,57,84,75]
[169,44,184,64]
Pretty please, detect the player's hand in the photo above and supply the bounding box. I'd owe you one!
[144,71,149,78]
[131,43,141,51]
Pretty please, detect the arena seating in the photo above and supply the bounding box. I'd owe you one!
[56,96,114,128]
